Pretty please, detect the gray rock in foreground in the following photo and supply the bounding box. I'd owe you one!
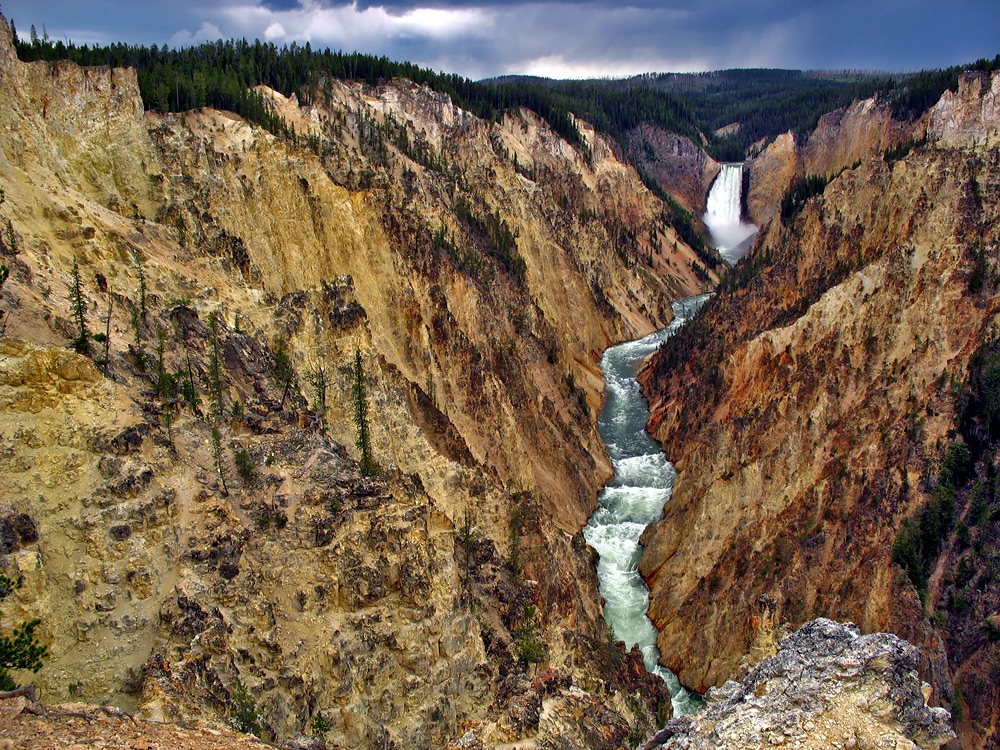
[642,618,953,750]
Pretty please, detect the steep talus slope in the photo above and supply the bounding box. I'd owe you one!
[638,70,1000,747]
[0,13,708,747]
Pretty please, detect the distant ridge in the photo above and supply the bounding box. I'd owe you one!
[11,18,999,162]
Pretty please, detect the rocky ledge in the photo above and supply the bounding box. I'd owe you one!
[0,693,283,750]
[641,619,952,750]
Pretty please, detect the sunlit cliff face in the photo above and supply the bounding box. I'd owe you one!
[638,69,1000,750]
[0,12,709,745]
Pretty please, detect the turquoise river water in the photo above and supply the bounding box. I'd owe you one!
[583,293,711,715]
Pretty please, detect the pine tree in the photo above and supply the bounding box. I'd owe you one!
[0,264,9,336]
[205,312,228,494]
[132,259,147,371]
[4,219,15,255]
[68,258,90,355]
[208,311,224,420]
[175,214,186,248]
[0,190,8,335]
[181,347,199,410]
[353,347,378,476]
[100,288,112,376]
[306,364,327,432]
[211,424,229,498]
[154,328,177,399]
[273,346,295,410]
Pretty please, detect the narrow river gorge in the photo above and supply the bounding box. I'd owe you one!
[584,162,753,713]
[1,15,996,742]
[584,293,711,715]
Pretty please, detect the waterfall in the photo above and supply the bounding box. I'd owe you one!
[703,163,757,265]
[584,294,710,716]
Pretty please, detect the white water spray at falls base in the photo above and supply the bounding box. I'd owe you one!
[704,163,757,265]
[584,294,710,716]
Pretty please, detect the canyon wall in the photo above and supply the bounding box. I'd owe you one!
[639,70,1000,748]
[624,124,720,214]
[0,13,710,747]
[747,97,915,226]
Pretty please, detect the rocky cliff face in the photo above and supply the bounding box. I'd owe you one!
[745,131,803,226]
[624,124,719,214]
[0,12,713,747]
[928,70,1000,149]
[639,70,1000,748]
[147,80,710,534]
[747,97,915,226]
[802,97,914,179]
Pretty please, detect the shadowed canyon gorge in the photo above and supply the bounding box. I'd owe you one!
[0,10,998,749]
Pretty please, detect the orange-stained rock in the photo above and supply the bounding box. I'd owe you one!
[638,75,1000,749]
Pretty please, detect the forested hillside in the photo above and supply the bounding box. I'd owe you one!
[494,59,1000,159]
[10,25,595,152]
[13,17,1000,172]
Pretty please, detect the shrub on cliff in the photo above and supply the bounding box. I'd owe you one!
[513,604,545,664]
[0,572,47,691]
[235,448,255,482]
[228,678,262,737]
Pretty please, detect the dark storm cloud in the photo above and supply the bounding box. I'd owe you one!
[260,0,304,9]
[3,0,998,79]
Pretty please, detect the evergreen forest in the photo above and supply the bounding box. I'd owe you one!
[11,19,1000,163]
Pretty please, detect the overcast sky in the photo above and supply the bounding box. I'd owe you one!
[3,0,998,80]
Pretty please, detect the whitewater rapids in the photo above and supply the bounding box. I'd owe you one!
[584,294,710,715]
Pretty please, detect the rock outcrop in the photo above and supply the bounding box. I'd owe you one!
[638,70,1000,748]
[641,619,953,750]
[927,70,1000,149]
[0,693,279,750]
[801,97,912,181]
[747,97,915,226]
[745,131,803,226]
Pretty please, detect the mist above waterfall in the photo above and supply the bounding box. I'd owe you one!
[704,163,757,265]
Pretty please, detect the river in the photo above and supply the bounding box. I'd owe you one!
[583,293,710,715]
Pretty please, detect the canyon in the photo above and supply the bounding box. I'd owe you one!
[0,12,708,746]
[0,7,991,749]
[639,70,1000,748]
